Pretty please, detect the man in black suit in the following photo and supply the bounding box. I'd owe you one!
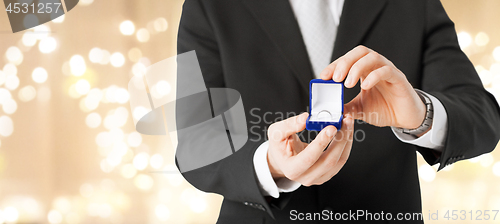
[176,0,500,223]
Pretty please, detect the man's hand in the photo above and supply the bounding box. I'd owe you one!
[267,113,354,186]
[320,45,426,129]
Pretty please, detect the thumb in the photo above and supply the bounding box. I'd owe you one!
[268,112,308,141]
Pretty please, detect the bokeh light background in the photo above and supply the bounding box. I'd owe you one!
[0,0,499,223]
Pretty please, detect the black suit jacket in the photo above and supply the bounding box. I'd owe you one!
[176,0,500,223]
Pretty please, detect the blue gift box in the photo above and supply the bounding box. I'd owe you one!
[306,79,344,131]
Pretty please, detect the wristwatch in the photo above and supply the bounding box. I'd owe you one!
[393,89,433,136]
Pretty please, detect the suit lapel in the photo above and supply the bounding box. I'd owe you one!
[332,0,388,102]
[242,0,313,91]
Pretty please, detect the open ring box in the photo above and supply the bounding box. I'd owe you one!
[306,79,344,131]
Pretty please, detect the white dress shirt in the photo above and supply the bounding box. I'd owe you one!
[253,0,449,198]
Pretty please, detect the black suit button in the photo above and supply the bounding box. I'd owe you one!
[461,155,465,159]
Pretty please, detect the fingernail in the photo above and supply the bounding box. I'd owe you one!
[333,71,340,81]
[345,77,351,86]
[326,127,335,137]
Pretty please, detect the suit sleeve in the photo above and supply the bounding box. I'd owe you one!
[418,0,500,170]
[176,0,277,218]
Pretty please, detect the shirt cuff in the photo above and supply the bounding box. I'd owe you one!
[253,141,301,198]
[391,91,448,151]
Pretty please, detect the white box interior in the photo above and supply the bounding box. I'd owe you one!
[310,83,342,122]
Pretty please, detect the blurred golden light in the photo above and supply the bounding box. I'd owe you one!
[478,69,493,86]
[18,85,37,102]
[88,47,103,63]
[68,84,81,99]
[47,210,63,224]
[119,20,135,36]
[104,107,128,129]
[2,98,17,114]
[3,63,17,76]
[101,159,115,172]
[86,112,102,128]
[22,31,37,47]
[112,142,128,157]
[84,88,103,110]
[75,79,91,95]
[134,174,154,191]
[97,204,112,218]
[65,212,80,224]
[87,203,100,217]
[0,88,12,104]
[474,32,489,46]
[79,183,94,198]
[99,50,111,65]
[39,37,57,54]
[110,128,125,143]
[96,132,112,147]
[155,204,170,221]
[0,71,5,86]
[53,197,71,214]
[127,132,142,147]
[52,14,65,23]
[3,206,19,223]
[136,28,150,43]
[493,46,500,62]
[164,164,184,186]
[457,32,472,49]
[139,57,151,67]
[127,48,142,63]
[147,21,158,35]
[114,88,130,104]
[133,152,149,170]
[5,75,20,90]
[37,86,51,102]
[6,46,23,63]
[120,164,137,179]
[106,149,123,167]
[158,188,172,203]
[79,0,94,6]
[32,67,48,83]
[190,197,207,213]
[61,61,71,76]
[154,17,169,32]
[491,63,500,75]
[132,62,147,77]
[418,164,436,182]
[150,154,164,169]
[110,52,125,67]
[479,153,494,167]
[33,24,50,40]
[493,162,500,177]
[69,55,87,76]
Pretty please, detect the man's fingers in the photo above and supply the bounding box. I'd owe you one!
[344,52,385,88]
[320,46,372,82]
[268,112,308,141]
[295,116,354,185]
[361,65,399,90]
[286,126,337,179]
